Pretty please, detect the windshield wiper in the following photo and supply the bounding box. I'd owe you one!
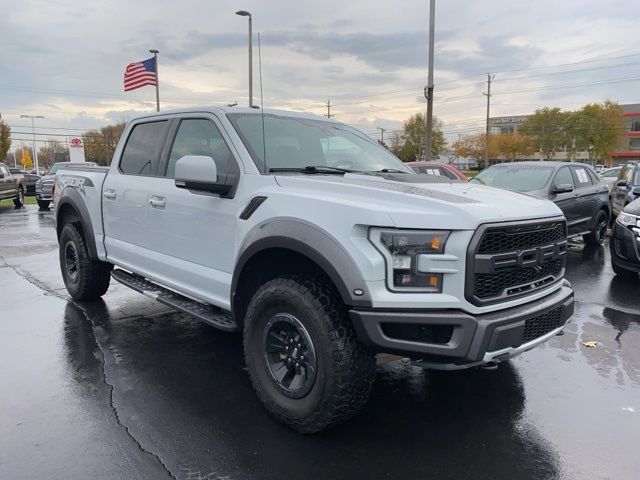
[269,166,353,174]
[371,168,409,173]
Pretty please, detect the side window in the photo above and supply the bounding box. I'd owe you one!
[554,167,574,189]
[0,165,8,175]
[626,167,635,184]
[119,121,168,176]
[167,119,236,178]
[441,167,458,180]
[571,167,592,188]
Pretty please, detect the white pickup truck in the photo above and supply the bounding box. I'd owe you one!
[54,107,574,432]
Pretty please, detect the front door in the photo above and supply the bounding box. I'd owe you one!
[0,165,10,198]
[612,166,633,215]
[551,166,580,236]
[144,115,243,309]
[569,165,599,234]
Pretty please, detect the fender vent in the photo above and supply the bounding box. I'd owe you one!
[240,196,267,220]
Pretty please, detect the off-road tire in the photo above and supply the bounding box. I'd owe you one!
[612,258,638,279]
[59,223,112,300]
[37,200,50,210]
[583,209,608,246]
[243,275,376,433]
[13,187,24,207]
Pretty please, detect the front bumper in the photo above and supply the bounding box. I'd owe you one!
[349,282,574,369]
[610,223,640,272]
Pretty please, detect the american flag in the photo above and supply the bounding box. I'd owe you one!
[124,57,157,91]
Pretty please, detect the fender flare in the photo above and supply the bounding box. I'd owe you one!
[232,219,373,314]
[56,189,98,259]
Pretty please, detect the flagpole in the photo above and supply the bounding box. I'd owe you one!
[149,49,160,111]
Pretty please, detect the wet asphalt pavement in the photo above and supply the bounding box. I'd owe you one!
[0,204,638,480]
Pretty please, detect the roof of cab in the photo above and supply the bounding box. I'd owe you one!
[128,106,341,124]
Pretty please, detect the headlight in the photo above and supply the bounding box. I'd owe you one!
[371,229,450,292]
[35,180,41,188]
[617,212,639,227]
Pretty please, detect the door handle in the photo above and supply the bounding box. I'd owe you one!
[149,196,166,208]
[103,189,116,199]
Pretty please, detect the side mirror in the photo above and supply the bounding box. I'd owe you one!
[174,155,236,197]
[0,172,4,179]
[616,179,628,187]
[553,184,573,194]
[633,186,640,196]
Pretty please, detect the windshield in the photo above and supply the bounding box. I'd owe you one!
[601,168,620,178]
[46,164,63,175]
[227,113,413,174]
[471,165,554,192]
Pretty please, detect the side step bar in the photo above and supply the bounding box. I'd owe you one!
[111,269,238,332]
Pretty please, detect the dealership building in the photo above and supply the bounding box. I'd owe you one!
[489,103,640,166]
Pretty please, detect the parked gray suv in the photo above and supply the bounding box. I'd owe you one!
[471,162,610,246]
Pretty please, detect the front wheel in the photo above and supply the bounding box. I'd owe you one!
[583,210,608,246]
[37,200,50,210]
[243,275,376,433]
[13,187,24,207]
[612,258,638,279]
[59,223,113,300]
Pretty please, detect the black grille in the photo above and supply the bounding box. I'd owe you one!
[478,222,566,254]
[522,307,563,344]
[468,220,567,305]
[474,259,564,299]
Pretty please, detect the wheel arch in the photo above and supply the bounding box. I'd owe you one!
[232,220,372,326]
[56,192,98,259]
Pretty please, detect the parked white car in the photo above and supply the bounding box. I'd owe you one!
[53,107,575,432]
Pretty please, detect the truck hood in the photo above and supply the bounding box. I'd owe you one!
[274,173,563,229]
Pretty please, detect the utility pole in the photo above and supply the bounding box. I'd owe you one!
[325,100,332,118]
[424,0,436,161]
[483,73,495,168]
[377,127,387,145]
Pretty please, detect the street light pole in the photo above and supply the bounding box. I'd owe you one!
[424,0,436,161]
[20,114,44,174]
[235,10,253,107]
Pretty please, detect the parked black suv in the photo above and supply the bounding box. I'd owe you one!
[610,197,640,278]
[471,162,610,246]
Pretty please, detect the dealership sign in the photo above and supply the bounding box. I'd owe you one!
[68,137,86,163]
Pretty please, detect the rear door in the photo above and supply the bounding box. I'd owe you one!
[102,119,171,272]
[550,166,580,235]
[570,165,599,233]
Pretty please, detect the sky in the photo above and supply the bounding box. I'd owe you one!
[2,0,640,151]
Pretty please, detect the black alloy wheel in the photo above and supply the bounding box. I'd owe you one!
[263,313,317,399]
[584,210,609,246]
[64,240,80,284]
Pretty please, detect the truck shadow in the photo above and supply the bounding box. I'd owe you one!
[63,299,560,480]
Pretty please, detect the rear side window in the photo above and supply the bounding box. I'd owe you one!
[119,121,168,176]
[571,167,593,188]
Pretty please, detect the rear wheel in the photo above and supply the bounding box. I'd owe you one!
[59,223,113,300]
[243,275,376,433]
[583,209,608,246]
[13,187,24,207]
[37,200,50,210]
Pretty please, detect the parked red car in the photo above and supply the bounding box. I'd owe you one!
[405,162,468,181]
